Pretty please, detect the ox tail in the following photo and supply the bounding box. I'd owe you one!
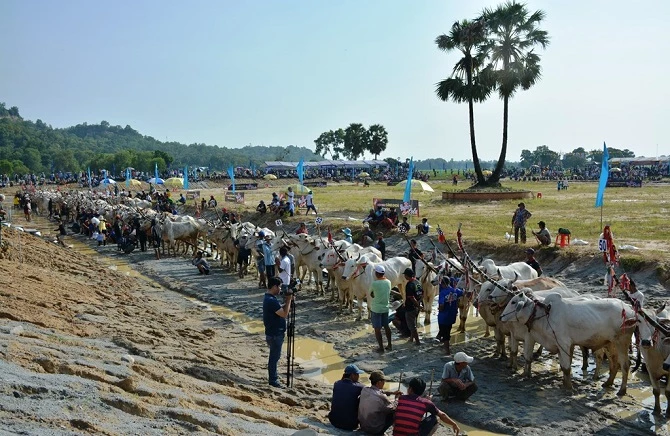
[631,325,642,373]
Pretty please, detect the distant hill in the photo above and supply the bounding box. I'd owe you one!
[0,103,321,175]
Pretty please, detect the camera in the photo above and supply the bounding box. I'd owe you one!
[280,278,301,296]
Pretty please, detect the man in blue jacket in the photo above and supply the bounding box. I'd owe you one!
[328,364,365,431]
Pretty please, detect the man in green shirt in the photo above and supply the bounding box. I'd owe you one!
[370,264,393,353]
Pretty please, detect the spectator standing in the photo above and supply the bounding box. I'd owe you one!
[370,265,393,353]
[436,276,463,355]
[402,268,422,346]
[305,190,318,214]
[512,202,532,244]
[262,277,293,388]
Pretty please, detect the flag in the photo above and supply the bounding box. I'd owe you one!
[595,142,609,207]
[154,162,159,181]
[87,167,91,187]
[403,157,414,203]
[227,165,235,193]
[183,165,189,189]
[125,168,130,187]
[296,158,304,185]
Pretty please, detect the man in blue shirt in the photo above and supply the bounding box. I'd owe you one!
[328,364,365,431]
[263,277,293,388]
[262,234,276,278]
[436,275,463,355]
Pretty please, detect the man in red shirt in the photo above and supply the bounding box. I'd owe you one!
[393,377,460,436]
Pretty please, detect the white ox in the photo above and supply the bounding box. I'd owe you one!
[210,223,241,269]
[319,244,382,310]
[341,255,411,320]
[480,259,538,280]
[156,214,206,256]
[637,305,670,416]
[479,276,571,360]
[501,292,636,395]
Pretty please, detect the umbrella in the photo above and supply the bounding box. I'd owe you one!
[263,174,277,180]
[102,178,116,185]
[285,184,310,194]
[482,170,493,176]
[147,177,164,185]
[610,167,622,172]
[359,172,370,178]
[129,179,142,187]
[90,217,100,226]
[164,177,184,188]
[395,179,434,193]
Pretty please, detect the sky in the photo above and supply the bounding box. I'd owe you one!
[1,0,668,161]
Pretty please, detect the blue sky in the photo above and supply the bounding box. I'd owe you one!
[1,0,668,161]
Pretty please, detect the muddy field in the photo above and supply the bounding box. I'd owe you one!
[1,210,670,435]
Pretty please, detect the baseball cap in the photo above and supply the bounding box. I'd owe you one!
[374,265,385,274]
[454,352,474,364]
[258,231,265,238]
[403,268,415,277]
[370,370,386,384]
[525,248,535,255]
[344,364,364,375]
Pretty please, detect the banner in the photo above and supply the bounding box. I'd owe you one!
[297,158,304,185]
[125,168,130,188]
[303,181,327,188]
[595,142,609,207]
[227,183,258,191]
[185,190,200,199]
[225,192,245,203]
[154,162,159,182]
[403,157,414,203]
[183,165,189,189]
[227,165,235,193]
[372,198,419,216]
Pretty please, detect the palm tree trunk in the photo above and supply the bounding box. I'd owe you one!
[489,95,509,185]
[467,70,485,186]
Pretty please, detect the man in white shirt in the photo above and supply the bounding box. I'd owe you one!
[277,246,292,294]
[287,187,295,217]
[305,190,318,215]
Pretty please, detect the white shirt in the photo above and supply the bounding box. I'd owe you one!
[306,194,313,206]
[288,191,294,204]
[279,255,291,285]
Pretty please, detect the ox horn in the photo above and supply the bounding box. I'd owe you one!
[512,271,519,283]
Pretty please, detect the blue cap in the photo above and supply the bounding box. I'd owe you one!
[344,364,364,375]
[258,231,265,238]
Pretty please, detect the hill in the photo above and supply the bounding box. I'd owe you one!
[0,103,320,176]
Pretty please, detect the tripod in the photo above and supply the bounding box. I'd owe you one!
[286,296,296,388]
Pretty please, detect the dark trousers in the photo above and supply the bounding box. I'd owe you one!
[514,225,526,243]
[436,322,454,342]
[265,265,276,278]
[438,381,478,401]
[266,334,284,385]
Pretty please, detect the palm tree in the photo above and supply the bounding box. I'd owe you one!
[366,124,388,159]
[482,1,549,185]
[435,19,494,186]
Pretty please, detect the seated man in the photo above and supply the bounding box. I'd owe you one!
[178,194,187,205]
[416,218,429,235]
[256,200,267,214]
[438,352,478,402]
[398,216,410,234]
[328,364,365,431]
[192,251,211,275]
[394,377,460,436]
[358,370,400,435]
[532,220,551,245]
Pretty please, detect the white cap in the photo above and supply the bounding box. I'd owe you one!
[454,352,474,364]
[374,265,385,274]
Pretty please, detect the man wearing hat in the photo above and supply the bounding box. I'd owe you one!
[262,233,276,279]
[439,352,478,401]
[358,370,400,435]
[370,264,393,353]
[525,248,542,276]
[532,220,551,246]
[328,364,365,431]
[511,202,532,244]
[403,268,422,346]
[342,227,353,244]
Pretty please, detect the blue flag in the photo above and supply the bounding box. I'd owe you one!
[227,165,235,193]
[296,158,304,185]
[87,167,91,187]
[154,162,159,181]
[403,157,414,203]
[595,143,609,207]
[125,168,130,187]
[183,165,189,189]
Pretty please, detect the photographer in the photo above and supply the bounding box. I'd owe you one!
[263,277,293,388]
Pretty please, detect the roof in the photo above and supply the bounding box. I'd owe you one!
[263,160,389,170]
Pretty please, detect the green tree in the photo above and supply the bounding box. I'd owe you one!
[343,123,368,160]
[435,19,494,185]
[532,145,559,167]
[519,149,534,168]
[314,129,345,160]
[482,1,549,185]
[562,151,587,169]
[11,160,29,175]
[0,159,13,174]
[366,124,388,159]
[153,149,174,167]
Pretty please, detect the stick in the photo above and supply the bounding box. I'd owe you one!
[401,232,438,273]
[428,369,434,397]
[398,372,404,392]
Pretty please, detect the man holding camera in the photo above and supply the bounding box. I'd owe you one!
[263,277,293,388]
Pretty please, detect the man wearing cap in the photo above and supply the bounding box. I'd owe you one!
[511,202,532,244]
[394,377,460,436]
[328,364,365,431]
[403,268,422,346]
[262,234,276,278]
[358,370,400,435]
[342,228,353,244]
[525,248,542,276]
[263,277,293,388]
[370,264,393,353]
[439,352,478,402]
[532,221,551,246]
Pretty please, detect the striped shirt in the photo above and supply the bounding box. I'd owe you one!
[393,394,438,435]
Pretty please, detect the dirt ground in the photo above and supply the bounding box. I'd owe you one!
[1,206,670,435]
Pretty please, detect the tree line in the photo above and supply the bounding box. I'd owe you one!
[314,123,388,160]
[0,105,319,176]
